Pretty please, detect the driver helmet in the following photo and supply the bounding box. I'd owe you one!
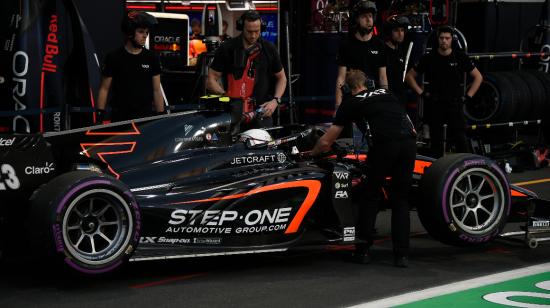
[121,11,158,36]
[239,129,273,146]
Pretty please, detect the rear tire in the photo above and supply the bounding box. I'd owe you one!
[418,154,511,246]
[28,171,140,275]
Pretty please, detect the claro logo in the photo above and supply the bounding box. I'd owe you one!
[25,162,55,175]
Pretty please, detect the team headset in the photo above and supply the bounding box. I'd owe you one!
[236,10,267,32]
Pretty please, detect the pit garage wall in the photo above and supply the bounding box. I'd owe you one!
[73,0,125,65]
[456,0,546,71]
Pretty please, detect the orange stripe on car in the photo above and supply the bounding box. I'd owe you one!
[414,160,432,174]
[511,190,527,197]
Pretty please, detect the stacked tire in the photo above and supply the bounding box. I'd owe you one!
[465,70,550,127]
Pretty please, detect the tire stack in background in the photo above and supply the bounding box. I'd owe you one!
[465,70,550,144]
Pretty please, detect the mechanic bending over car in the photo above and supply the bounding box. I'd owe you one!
[206,10,287,130]
[312,70,417,268]
[406,25,483,158]
[96,11,165,123]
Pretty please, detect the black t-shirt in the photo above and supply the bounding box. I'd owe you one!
[209,36,283,104]
[336,35,386,84]
[414,50,475,98]
[102,47,161,120]
[333,89,413,143]
[384,44,407,103]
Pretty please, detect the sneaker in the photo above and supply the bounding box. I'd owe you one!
[394,256,409,268]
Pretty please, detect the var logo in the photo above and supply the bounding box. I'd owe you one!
[334,171,349,180]
[483,280,550,306]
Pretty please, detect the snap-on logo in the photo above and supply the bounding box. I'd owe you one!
[25,162,55,175]
[0,137,15,146]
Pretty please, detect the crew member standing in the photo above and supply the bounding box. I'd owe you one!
[312,70,417,268]
[335,0,388,110]
[406,26,482,157]
[96,11,165,123]
[384,15,410,106]
[206,10,286,129]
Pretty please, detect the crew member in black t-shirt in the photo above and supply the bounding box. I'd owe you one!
[383,15,410,106]
[96,11,165,123]
[335,1,388,110]
[206,10,286,129]
[406,26,483,158]
[312,70,417,268]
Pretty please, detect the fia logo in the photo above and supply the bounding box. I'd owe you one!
[334,171,349,180]
[335,191,349,199]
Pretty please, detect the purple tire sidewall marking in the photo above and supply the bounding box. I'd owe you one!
[442,168,460,223]
[54,178,135,274]
[65,258,122,275]
[56,179,111,214]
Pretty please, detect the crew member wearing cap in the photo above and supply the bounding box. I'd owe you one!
[383,15,410,106]
[312,70,416,268]
[335,0,388,110]
[96,11,165,123]
[206,10,286,129]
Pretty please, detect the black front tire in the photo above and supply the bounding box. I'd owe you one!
[29,171,141,275]
[418,154,511,246]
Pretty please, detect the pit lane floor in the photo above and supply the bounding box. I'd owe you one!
[1,168,549,308]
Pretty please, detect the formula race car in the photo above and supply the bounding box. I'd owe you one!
[1,109,549,275]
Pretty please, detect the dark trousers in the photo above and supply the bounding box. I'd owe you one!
[358,138,416,257]
[425,98,470,158]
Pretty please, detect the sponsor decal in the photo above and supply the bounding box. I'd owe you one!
[193,238,222,245]
[532,220,550,228]
[42,15,59,73]
[184,124,193,136]
[335,191,349,199]
[166,207,292,235]
[483,280,550,306]
[231,154,279,165]
[141,64,149,69]
[277,153,286,163]
[334,171,349,180]
[205,133,212,141]
[25,162,55,175]
[139,237,191,244]
[370,50,378,54]
[0,137,15,146]
[0,164,21,190]
[211,133,219,141]
[343,226,355,242]
[52,112,61,132]
[12,50,31,133]
[175,136,204,142]
[154,36,181,44]
[334,182,349,190]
